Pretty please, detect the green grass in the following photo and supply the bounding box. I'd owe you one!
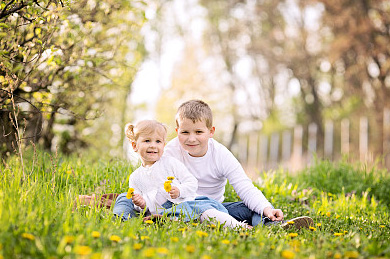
[1,149,389,258]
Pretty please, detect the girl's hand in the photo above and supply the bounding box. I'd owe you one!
[169,186,180,199]
[132,194,146,209]
[263,206,284,221]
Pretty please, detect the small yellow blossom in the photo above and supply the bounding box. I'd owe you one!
[143,248,156,257]
[288,233,298,238]
[379,225,385,228]
[209,224,217,229]
[126,188,134,199]
[66,170,72,175]
[196,231,209,237]
[186,245,195,253]
[221,239,230,244]
[133,243,143,250]
[141,235,150,240]
[74,246,92,255]
[192,223,198,226]
[309,227,316,231]
[316,223,322,227]
[92,231,101,238]
[157,247,169,255]
[91,253,102,259]
[178,228,187,232]
[281,250,295,259]
[144,220,154,224]
[326,212,331,217]
[64,235,75,244]
[334,252,342,259]
[201,255,212,259]
[170,237,179,242]
[21,233,35,241]
[167,176,175,180]
[287,221,295,225]
[344,230,348,234]
[335,214,340,219]
[270,245,276,250]
[109,235,121,242]
[164,181,172,192]
[334,233,343,236]
[344,251,359,259]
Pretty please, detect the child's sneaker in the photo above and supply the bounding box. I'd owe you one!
[281,216,314,230]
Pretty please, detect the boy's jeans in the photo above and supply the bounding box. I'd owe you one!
[112,192,269,226]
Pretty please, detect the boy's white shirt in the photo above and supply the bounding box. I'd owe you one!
[129,156,198,214]
[163,137,273,216]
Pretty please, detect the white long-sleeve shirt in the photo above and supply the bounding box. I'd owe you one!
[129,156,198,214]
[163,137,273,215]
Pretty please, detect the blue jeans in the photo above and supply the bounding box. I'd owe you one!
[113,192,270,226]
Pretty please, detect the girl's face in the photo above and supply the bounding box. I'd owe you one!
[132,131,165,167]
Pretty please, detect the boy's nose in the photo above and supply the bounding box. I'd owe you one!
[188,134,196,142]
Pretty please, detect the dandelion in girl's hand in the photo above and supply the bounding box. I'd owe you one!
[126,188,134,199]
[167,176,175,180]
[164,181,172,192]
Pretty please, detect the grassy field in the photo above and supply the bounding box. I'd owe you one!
[0,149,389,259]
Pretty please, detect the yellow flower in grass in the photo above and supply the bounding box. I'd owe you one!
[186,245,195,253]
[109,235,121,242]
[287,221,295,225]
[288,233,298,238]
[344,251,359,259]
[21,233,35,241]
[141,235,150,240]
[64,235,75,244]
[133,243,143,250]
[164,181,172,192]
[157,247,169,255]
[196,231,209,237]
[309,227,316,231]
[170,237,179,242]
[334,233,343,237]
[221,239,230,244]
[192,223,199,226]
[326,212,331,217]
[334,252,342,259]
[316,223,322,227]
[335,214,340,219]
[143,248,156,257]
[201,255,212,259]
[167,176,175,181]
[74,245,92,255]
[281,250,295,259]
[144,220,154,224]
[126,188,135,199]
[92,231,101,238]
[91,253,102,259]
[379,225,385,228]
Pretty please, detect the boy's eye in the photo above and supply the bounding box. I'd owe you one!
[196,131,203,134]
[181,131,189,134]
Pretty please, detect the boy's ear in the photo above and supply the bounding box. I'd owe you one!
[131,141,138,152]
[209,126,215,137]
[175,127,178,133]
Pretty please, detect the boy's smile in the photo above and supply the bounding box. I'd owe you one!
[176,118,215,157]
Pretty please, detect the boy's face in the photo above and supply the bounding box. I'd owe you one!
[132,131,165,167]
[176,118,215,157]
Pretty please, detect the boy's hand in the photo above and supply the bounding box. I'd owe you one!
[263,206,284,221]
[132,194,146,209]
[169,186,180,199]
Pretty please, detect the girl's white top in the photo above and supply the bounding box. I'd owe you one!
[164,137,273,215]
[129,156,198,214]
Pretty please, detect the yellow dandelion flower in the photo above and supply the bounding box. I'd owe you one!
[143,248,155,257]
[379,225,385,228]
[209,224,217,229]
[201,255,212,259]
[186,245,195,253]
[144,220,154,224]
[109,235,121,242]
[74,245,92,255]
[141,235,150,240]
[164,181,172,192]
[344,230,348,234]
[92,231,101,238]
[21,233,35,241]
[326,212,331,217]
[170,237,179,242]
[178,228,187,232]
[334,252,342,259]
[192,223,198,226]
[316,223,322,227]
[66,170,72,175]
[334,233,343,236]
[287,221,295,225]
[281,249,295,259]
[270,245,276,250]
[91,253,102,259]
[196,231,209,237]
[126,188,134,199]
[64,235,75,244]
[221,239,230,244]
[167,176,175,180]
[288,233,298,238]
[133,243,143,250]
[309,227,316,231]
[335,214,340,219]
[157,247,169,255]
[344,251,359,259]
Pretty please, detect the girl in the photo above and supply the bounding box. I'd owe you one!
[126,120,250,229]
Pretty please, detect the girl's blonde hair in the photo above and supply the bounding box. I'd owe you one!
[125,120,167,143]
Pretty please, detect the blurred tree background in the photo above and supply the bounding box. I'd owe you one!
[1,0,389,164]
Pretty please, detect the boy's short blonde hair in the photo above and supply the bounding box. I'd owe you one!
[175,100,213,129]
[125,120,167,143]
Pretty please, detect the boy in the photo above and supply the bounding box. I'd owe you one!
[114,100,313,228]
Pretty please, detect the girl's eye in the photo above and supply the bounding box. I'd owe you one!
[156,140,161,143]
[144,139,150,142]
